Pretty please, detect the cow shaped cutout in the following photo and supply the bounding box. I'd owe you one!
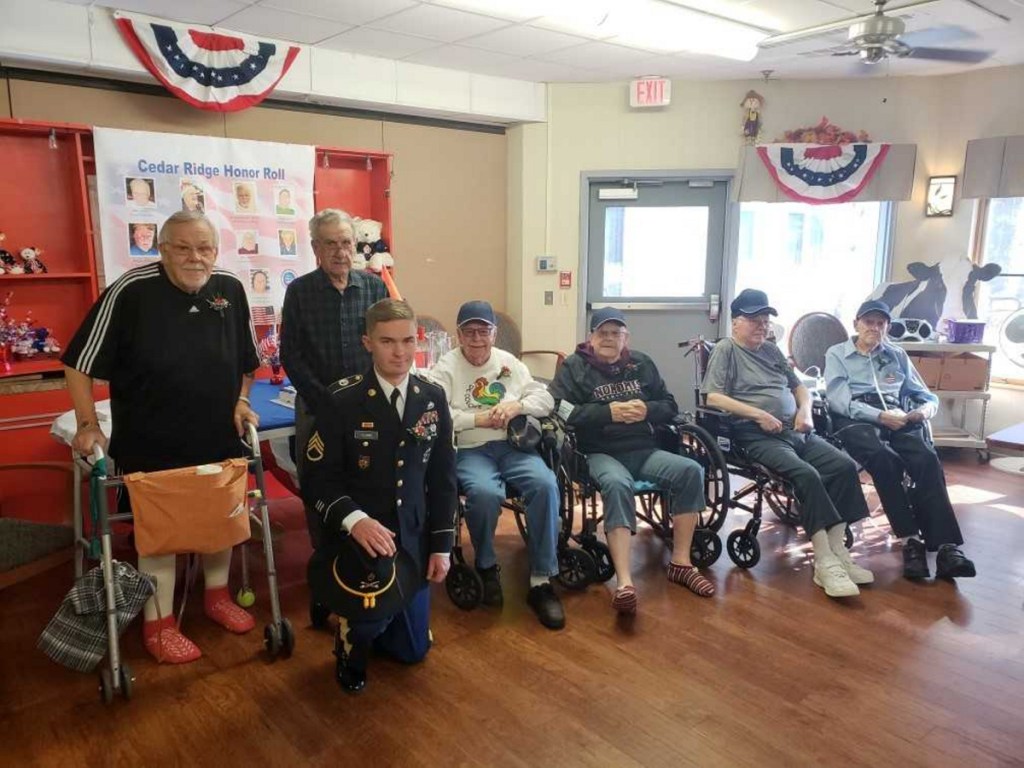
[868,255,1002,328]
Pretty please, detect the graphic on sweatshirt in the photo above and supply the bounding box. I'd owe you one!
[470,376,506,406]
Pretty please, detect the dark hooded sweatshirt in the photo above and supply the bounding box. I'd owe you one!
[548,343,678,455]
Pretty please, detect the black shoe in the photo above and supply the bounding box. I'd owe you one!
[334,638,367,694]
[936,544,976,579]
[478,564,504,608]
[526,583,565,630]
[902,538,930,580]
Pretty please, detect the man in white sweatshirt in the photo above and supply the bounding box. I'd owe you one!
[429,301,565,630]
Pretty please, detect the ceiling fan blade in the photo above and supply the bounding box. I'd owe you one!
[757,0,941,49]
[906,46,993,62]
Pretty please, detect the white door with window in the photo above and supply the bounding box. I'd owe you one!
[583,175,731,409]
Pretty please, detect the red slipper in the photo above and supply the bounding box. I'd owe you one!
[143,617,202,664]
[667,562,716,597]
[204,589,255,634]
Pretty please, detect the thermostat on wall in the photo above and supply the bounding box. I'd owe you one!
[536,256,557,272]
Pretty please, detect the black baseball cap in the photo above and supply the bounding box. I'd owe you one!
[590,307,627,331]
[457,300,497,327]
[855,300,892,321]
[730,288,777,317]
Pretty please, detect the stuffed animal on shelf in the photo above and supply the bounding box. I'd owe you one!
[0,232,23,274]
[20,247,48,274]
[353,218,393,274]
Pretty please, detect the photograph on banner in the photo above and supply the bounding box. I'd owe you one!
[125,177,156,209]
[94,127,316,322]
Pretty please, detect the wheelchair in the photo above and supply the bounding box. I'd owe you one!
[555,416,729,578]
[676,337,854,569]
[445,417,601,610]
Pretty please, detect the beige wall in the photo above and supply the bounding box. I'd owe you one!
[4,77,507,330]
[508,64,1024,432]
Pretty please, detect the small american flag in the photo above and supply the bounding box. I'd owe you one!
[251,305,276,326]
[258,326,280,366]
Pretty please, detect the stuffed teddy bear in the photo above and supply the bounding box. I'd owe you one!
[0,232,23,274]
[353,218,393,274]
[20,247,47,274]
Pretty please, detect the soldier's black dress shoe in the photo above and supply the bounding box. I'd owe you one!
[902,538,930,580]
[936,544,976,579]
[334,638,367,693]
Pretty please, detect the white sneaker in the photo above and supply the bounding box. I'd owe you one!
[833,549,875,585]
[813,557,861,598]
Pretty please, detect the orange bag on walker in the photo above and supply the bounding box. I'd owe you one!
[124,459,250,557]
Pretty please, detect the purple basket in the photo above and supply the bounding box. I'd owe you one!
[947,319,986,343]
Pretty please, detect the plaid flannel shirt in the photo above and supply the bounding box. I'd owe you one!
[38,561,154,673]
[281,268,388,413]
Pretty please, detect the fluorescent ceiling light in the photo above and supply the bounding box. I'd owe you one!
[607,0,765,61]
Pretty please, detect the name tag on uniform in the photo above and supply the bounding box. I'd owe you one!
[354,430,378,440]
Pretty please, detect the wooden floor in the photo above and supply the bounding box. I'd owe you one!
[2,454,1023,768]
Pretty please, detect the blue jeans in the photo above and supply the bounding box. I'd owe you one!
[457,441,560,578]
[587,449,704,533]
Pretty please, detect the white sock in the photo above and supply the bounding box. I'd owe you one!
[529,575,550,589]
[139,553,177,622]
[810,530,835,563]
[826,524,849,555]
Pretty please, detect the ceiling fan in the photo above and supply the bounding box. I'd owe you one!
[758,0,998,64]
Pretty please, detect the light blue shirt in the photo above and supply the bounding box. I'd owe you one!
[824,338,937,424]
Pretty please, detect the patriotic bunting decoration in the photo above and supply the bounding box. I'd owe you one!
[756,143,891,205]
[114,11,300,112]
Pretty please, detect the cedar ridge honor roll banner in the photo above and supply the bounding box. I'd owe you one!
[94,128,316,324]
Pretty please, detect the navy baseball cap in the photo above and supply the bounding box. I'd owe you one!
[730,288,777,317]
[590,307,627,331]
[855,299,892,321]
[457,300,497,327]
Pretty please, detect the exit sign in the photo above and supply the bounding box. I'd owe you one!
[629,77,670,108]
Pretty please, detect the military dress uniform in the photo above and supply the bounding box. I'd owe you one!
[302,370,457,680]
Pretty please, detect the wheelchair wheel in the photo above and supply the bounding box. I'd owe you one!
[726,530,761,569]
[580,538,615,582]
[557,547,597,591]
[764,480,801,527]
[690,529,722,568]
[446,563,484,610]
[677,423,730,532]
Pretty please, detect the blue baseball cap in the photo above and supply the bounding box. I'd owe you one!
[730,288,777,317]
[590,307,627,332]
[855,299,892,321]
[457,300,497,327]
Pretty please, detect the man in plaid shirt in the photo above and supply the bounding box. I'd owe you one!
[281,209,387,534]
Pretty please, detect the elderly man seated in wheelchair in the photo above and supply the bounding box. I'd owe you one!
[548,307,713,616]
[429,300,565,630]
[703,289,872,599]
[824,299,976,581]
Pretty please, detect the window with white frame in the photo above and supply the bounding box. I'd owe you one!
[734,201,891,347]
[976,197,1024,384]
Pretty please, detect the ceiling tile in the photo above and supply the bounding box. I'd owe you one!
[318,27,441,58]
[366,4,511,42]
[426,0,548,22]
[538,41,654,68]
[737,0,855,31]
[218,5,351,43]
[103,0,250,26]
[461,23,587,56]
[404,44,519,74]
[489,57,600,83]
[258,0,418,26]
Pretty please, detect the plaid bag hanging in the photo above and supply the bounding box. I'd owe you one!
[37,562,155,673]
